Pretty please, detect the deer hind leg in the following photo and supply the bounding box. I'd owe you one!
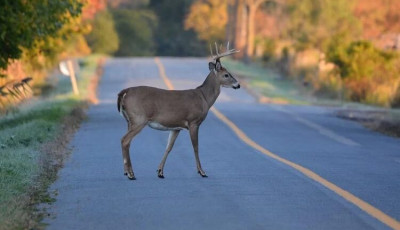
[121,123,145,180]
[189,125,207,177]
[157,130,180,178]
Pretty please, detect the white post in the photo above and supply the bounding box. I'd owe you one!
[67,60,79,96]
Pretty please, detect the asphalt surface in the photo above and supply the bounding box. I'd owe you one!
[45,57,400,230]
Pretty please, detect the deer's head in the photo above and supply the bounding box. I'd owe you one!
[209,61,240,89]
[209,42,240,90]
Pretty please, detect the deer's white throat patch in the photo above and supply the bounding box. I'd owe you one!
[147,121,183,131]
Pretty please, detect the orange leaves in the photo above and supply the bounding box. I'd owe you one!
[354,0,400,39]
[82,0,106,20]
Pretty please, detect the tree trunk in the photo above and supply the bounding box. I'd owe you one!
[226,0,246,59]
[228,0,271,60]
[246,5,257,58]
[226,0,236,45]
[235,0,247,59]
[244,0,267,61]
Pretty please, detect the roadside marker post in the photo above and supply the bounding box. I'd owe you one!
[59,60,80,96]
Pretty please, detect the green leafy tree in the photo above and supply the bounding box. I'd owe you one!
[86,10,119,55]
[0,0,82,71]
[111,9,157,56]
[284,0,360,52]
[149,0,206,56]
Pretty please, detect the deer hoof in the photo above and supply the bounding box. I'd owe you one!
[128,175,136,180]
[198,171,208,178]
[126,172,136,180]
[157,169,164,178]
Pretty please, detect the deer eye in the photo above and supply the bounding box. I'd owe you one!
[224,74,229,78]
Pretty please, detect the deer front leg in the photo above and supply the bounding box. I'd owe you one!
[189,125,207,177]
[157,130,180,178]
[121,124,145,180]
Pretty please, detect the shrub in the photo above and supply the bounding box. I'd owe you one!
[392,85,400,108]
[260,38,277,62]
[327,40,400,106]
[312,71,343,99]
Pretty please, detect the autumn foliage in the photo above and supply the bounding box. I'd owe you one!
[0,0,107,112]
[185,0,400,107]
[185,0,228,42]
[1,0,400,108]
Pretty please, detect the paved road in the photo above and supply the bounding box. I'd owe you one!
[45,58,400,230]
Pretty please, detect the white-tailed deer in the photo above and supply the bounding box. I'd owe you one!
[117,43,240,180]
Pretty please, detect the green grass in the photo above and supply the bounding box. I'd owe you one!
[224,59,358,106]
[0,55,102,229]
[224,59,310,105]
[224,58,400,109]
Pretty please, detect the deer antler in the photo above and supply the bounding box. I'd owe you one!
[210,42,240,62]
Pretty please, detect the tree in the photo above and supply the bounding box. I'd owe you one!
[226,0,282,60]
[150,0,206,56]
[82,0,106,20]
[354,0,400,39]
[112,9,157,56]
[185,0,228,42]
[283,0,360,52]
[244,0,268,58]
[226,0,246,59]
[186,0,281,59]
[107,0,150,9]
[86,10,119,55]
[0,0,82,71]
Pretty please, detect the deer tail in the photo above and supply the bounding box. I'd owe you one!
[117,89,128,115]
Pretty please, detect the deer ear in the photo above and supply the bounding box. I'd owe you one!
[209,62,216,71]
[215,61,222,71]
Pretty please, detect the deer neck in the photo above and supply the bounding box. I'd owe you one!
[198,72,221,109]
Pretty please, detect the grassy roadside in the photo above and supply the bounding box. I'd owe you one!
[224,58,400,137]
[225,58,366,106]
[224,59,311,105]
[0,55,104,229]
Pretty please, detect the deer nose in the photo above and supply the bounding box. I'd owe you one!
[233,84,240,89]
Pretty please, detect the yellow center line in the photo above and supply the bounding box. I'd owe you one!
[155,57,175,90]
[154,57,400,230]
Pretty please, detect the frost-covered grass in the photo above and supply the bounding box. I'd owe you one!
[0,55,102,229]
[223,59,309,104]
[0,103,72,228]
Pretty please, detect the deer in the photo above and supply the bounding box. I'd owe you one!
[117,43,240,180]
